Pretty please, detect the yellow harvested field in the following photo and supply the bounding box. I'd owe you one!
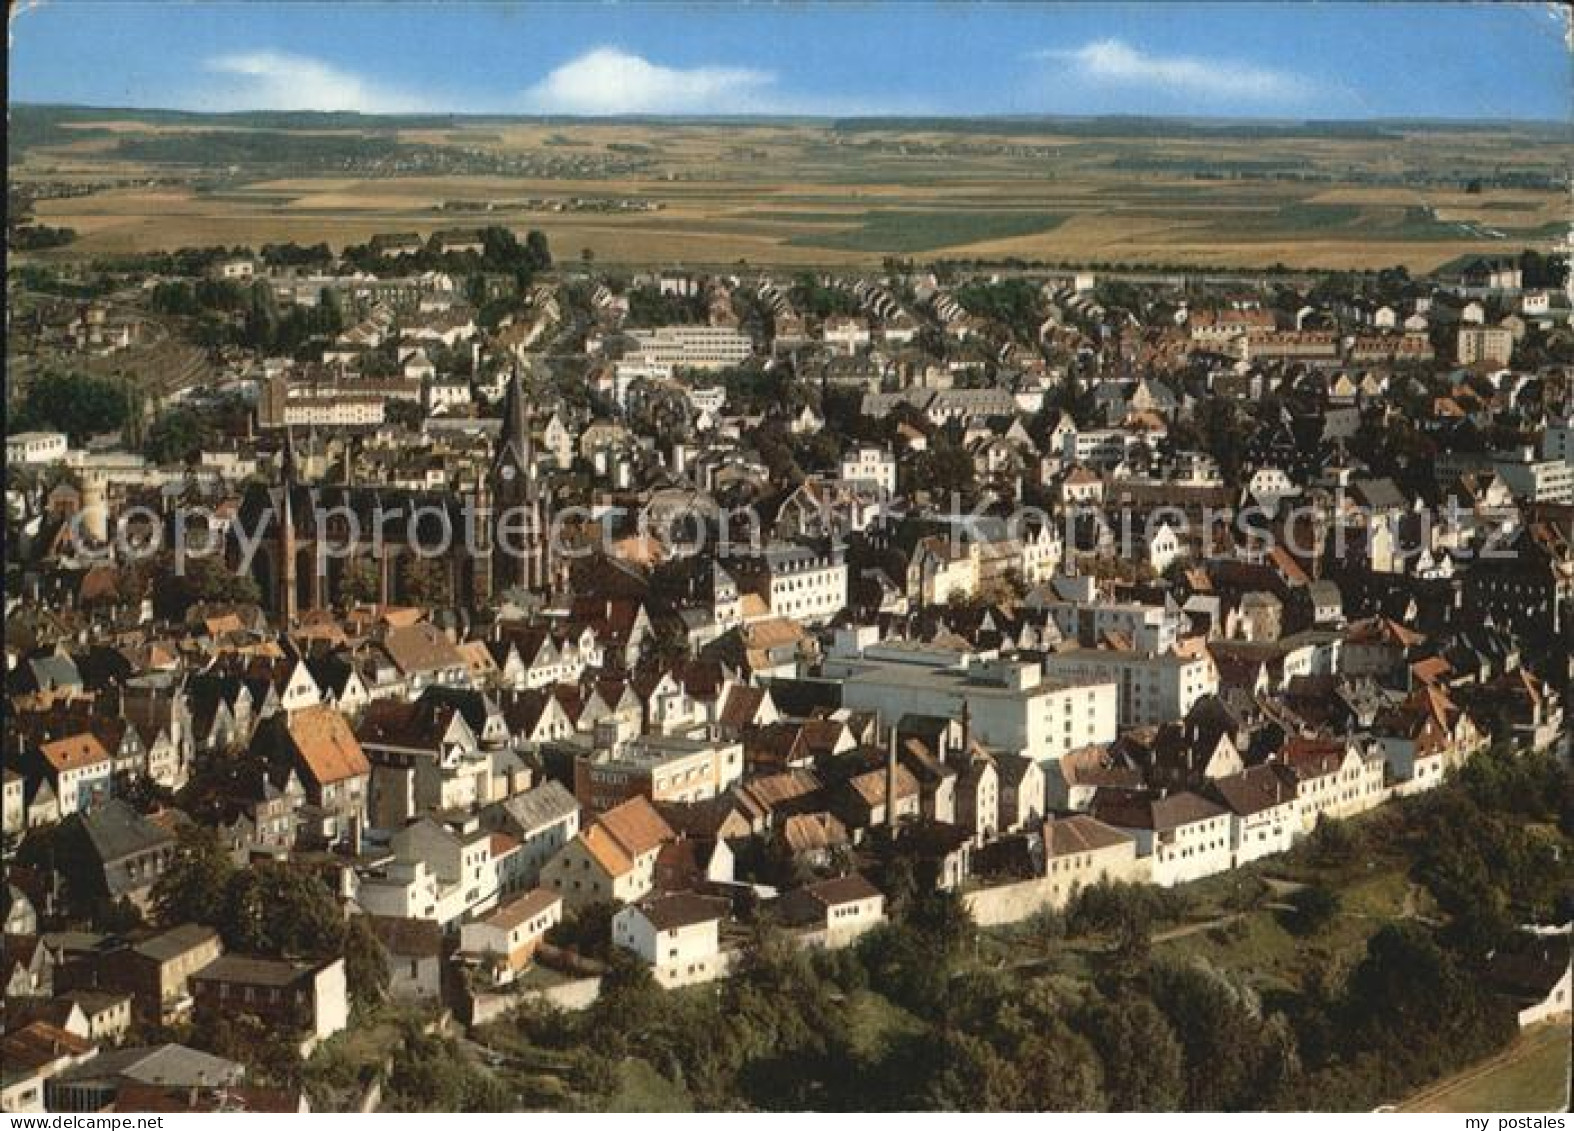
[15,116,1570,270]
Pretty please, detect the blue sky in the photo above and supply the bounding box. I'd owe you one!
[10,2,1571,120]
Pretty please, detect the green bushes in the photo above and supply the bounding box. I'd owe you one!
[11,370,128,442]
[1283,885,1341,937]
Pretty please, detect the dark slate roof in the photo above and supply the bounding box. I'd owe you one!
[498,780,580,833]
[134,924,220,964]
[634,892,729,931]
[365,915,444,958]
[1352,477,1407,511]
[189,954,318,989]
[55,1043,243,1088]
[75,800,175,865]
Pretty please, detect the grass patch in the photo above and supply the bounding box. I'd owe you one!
[604,1058,693,1112]
[1401,1021,1572,1112]
[841,989,928,1062]
[1203,202,1502,243]
[1161,910,1306,994]
[787,210,1066,252]
[304,1003,438,1109]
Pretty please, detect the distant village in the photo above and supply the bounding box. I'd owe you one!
[4,228,1572,1112]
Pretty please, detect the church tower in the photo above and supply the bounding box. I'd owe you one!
[277,429,299,626]
[468,467,494,606]
[492,367,551,594]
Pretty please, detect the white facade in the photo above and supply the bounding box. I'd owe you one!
[840,445,897,499]
[825,637,1119,765]
[1035,596,1180,657]
[1291,745,1388,830]
[51,756,114,817]
[458,889,563,984]
[360,819,505,926]
[1516,961,1572,1028]
[1227,798,1300,865]
[1457,325,1514,366]
[1040,648,1218,727]
[612,900,728,988]
[2,773,24,836]
[763,544,848,625]
[623,326,753,375]
[282,395,386,428]
[1377,737,1447,798]
[1122,809,1234,887]
[688,385,728,414]
[309,959,350,1041]
[356,859,444,921]
[820,892,885,946]
[823,315,872,355]
[6,432,69,466]
[425,379,472,415]
[1062,428,1144,468]
[1494,452,1574,504]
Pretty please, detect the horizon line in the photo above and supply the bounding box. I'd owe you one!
[12,101,1573,129]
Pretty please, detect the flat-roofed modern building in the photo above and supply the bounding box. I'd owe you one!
[822,631,1118,765]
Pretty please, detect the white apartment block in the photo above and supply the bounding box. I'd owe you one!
[1034,590,1181,657]
[576,733,745,810]
[824,633,1119,765]
[1040,647,1218,727]
[840,445,898,499]
[1457,325,1514,367]
[623,325,754,375]
[6,432,69,466]
[282,394,387,428]
[1494,450,1574,503]
[758,542,848,625]
[1060,428,1145,469]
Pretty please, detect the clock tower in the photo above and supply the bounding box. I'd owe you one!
[492,367,552,594]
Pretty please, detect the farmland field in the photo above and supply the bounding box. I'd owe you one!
[10,107,1570,270]
[785,210,1068,253]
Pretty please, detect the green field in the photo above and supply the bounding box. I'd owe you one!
[605,1059,692,1112]
[787,209,1068,253]
[1401,1021,1572,1112]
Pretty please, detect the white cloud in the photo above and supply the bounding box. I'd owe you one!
[1037,38,1310,103]
[203,51,434,113]
[522,46,777,115]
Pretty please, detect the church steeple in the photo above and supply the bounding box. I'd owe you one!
[496,365,536,486]
[491,366,552,595]
[277,428,299,626]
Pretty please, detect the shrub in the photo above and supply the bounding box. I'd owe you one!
[1283,885,1341,937]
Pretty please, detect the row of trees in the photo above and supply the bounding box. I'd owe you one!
[340,226,551,284]
[953,278,1043,342]
[152,277,349,357]
[10,369,129,442]
[10,224,77,251]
